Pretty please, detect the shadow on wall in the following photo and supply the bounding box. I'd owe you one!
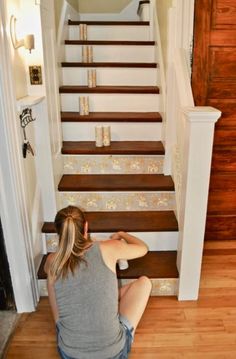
[78,0,133,13]
[54,0,79,32]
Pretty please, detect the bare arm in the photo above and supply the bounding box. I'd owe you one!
[108,231,148,261]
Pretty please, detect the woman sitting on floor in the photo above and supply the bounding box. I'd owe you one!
[44,205,152,359]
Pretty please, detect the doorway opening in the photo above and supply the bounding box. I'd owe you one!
[0,219,15,310]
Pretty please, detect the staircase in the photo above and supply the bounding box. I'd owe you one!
[38,18,179,296]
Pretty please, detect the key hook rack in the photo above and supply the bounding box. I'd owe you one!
[20,108,36,158]
[20,107,35,129]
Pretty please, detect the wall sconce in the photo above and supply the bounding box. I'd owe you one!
[10,15,35,53]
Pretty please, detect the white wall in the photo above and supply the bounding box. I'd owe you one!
[155,0,173,71]
[54,0,79,32]
[5,0,44,269]
[78,0,132,13]
[4,0,59,273]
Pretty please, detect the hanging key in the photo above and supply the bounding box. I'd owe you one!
[22,128,28,158]
[22,127,34,158]
[26,141,34,156]
[22,140,28,158]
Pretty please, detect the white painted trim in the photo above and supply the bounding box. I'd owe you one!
[0,0,37,312]
[163,3,195,174]
[17,95,45,109]
[177,107,221,300]
[40,0,64,218]
[30,184,43,279]
[172,0,195,72]
[149,0,165,118]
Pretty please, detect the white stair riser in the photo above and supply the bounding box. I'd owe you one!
[69,25,150,41]
[45,232,178,253]
[62,122,162,141]
[60,93,160,112]
[61,68,159,86]
[57,191,175,212]
[38,278,178,296]
[65,45,155,63]
[63,155,164,174]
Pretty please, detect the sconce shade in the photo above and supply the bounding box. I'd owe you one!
[10,15,35,53]
[24,35,35,53]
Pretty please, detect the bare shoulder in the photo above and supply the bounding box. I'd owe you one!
[99,239,122,251]
[44,252,56,275]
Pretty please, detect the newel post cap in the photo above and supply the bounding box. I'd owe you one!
[182,106,222,123]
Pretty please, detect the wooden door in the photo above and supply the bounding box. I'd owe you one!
[192,0,236,241]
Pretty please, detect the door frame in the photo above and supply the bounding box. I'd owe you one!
[0,0,36,312]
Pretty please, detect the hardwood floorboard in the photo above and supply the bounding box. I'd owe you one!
[5,240,236,358]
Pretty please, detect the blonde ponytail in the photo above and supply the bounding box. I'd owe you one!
[50,206,93,279]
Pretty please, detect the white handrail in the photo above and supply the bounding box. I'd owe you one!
[174,49,194,107]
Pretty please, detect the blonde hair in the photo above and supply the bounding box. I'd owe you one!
[50,206,93,279]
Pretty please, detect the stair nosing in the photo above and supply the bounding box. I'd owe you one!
[58,174,175,192]
[61,141,165,155]
[61,62,158,68]
[68,20,150,26]
[65,40,155,46]
[42,211,179,233]
[61,112,162,123]
[38,250,178,280]
[59,86,159,94]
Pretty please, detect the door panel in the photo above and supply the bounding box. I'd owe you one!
[192,0,236,240]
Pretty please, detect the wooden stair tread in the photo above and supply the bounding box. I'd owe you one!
[65,40,155,46]
[61,112,162,122]
[61,62,158,68]
[117,251,178,279]
[58,174,175,191]
[42,211,178,233]
[59,86,159,94]
[68,20,150,26]
[37,251,178,280]
[62,141,165,155]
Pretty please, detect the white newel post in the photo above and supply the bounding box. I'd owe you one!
[177,107,221,300]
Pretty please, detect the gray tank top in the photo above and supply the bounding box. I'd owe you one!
[54,241,126,359]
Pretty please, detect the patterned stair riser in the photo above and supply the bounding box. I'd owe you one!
[45,232,178,253]
[38,278,178,297]
[63,155,164,174]
[120,278,178,296]
[65,45,155,63]
[61,68,159,86]
[57,191,176,212]
[69,25,150,41]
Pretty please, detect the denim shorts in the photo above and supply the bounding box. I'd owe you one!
[57,315,134,359]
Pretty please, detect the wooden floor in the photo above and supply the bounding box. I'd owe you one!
[5,240,236,358]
